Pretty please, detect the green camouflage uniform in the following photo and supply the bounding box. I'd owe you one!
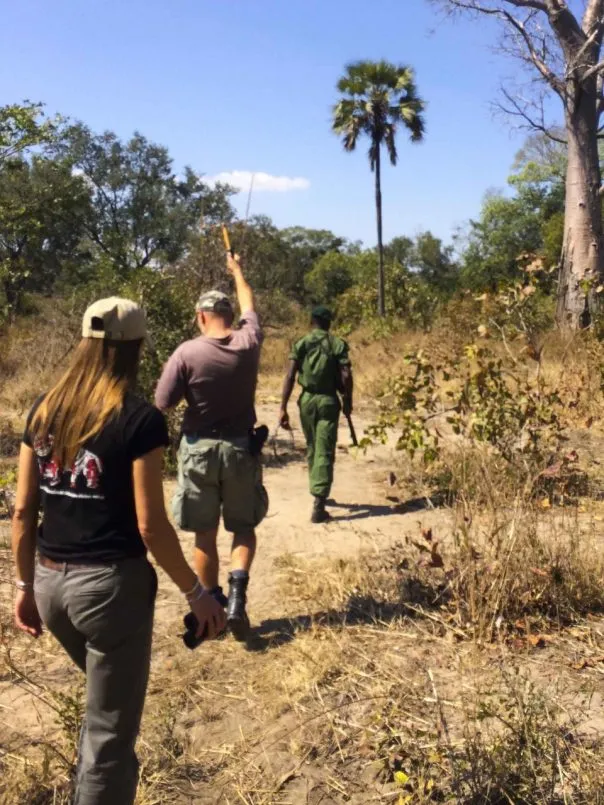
[290,330,350,498]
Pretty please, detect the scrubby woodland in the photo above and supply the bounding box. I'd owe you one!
[4,18,604,801]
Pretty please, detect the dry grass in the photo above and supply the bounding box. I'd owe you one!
[3,517,604,803]
[4,301,604,802]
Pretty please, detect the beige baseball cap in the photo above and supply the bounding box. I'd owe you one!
[82,297,152,345]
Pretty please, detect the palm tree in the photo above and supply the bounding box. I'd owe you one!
[333,61,425,316]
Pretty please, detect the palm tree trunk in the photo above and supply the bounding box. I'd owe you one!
[374,143,385,317]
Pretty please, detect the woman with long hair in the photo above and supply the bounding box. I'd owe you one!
[11,297,225,805]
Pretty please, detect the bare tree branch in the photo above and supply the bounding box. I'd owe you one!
[504,0,548,10]
[543,3,588,61]
[567,23,603,79]
[501,10,565,92]
[498,87,567,141]
[583,59,604,81]
[583,0,604,37]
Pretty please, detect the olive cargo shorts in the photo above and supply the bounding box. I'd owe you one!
[173,436,269,533]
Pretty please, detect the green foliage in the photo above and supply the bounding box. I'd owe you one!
[0,108,575,360]
[461,191,545,291]
[333,60,425,165]
[336,249,444,331]
[367,285,565,487]
[0,102,59,163]
[541,210,564,270]
[462,134,566,293]
[410,230,458,293]
[0,156,92,320]
[54,123,234,278]
[304,251,354,303]
[369,341,565,478]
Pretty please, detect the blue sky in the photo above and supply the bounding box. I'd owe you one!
[0,0,547,247]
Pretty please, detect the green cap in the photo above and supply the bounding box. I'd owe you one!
[311,305,333,323]
[196,290,233,313]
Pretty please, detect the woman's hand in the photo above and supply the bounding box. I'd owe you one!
[14,589,42,638]
[189,590,227,640]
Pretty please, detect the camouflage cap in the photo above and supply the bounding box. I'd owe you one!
[196,290,233,313]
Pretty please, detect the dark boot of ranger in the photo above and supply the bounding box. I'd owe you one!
[311,495,331,524]
[227,571,250,641]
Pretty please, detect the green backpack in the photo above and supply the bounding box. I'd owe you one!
[302,333,342,395]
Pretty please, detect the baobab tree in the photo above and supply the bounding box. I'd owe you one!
[432,0,604,329]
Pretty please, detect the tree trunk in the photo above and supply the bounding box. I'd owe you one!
[375,144,385,317]
[556,89,604,329]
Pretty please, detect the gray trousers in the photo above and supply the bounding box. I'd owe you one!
[34,557,157,805]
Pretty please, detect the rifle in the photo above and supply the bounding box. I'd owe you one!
[345,412,358,447]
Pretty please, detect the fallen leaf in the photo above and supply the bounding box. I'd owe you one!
[530,567,549,578]
[512,638,526,650]
[430,543,444,568]
[394,770,410,786]
[528,634,551,648]
[539,498,551,509]
[572,655,604,670]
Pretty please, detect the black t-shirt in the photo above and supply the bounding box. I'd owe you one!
[23,393,170,563]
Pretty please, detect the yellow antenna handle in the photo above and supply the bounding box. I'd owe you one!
[221,225,232,254]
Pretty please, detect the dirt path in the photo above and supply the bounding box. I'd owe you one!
[0,400,454,803]
[4,403,604,803]
[153,401,448,637]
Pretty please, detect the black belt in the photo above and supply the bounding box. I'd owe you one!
[184,428,249,440]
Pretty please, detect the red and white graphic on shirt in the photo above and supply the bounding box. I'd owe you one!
[34,435,61,487]
[34,435,104,499]
[41,457,62,487]
[70,450,102,490]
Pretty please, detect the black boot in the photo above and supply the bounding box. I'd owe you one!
[209,585,228,609]
[311,496,331,524]
[227,572,250,642]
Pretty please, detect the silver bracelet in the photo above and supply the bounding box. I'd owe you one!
[183,578,201,597]
[187,589,207,604]
[15,580,33,591]
[185,580,205,601]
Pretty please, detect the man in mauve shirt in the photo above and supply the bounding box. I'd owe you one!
[155,252,267,641]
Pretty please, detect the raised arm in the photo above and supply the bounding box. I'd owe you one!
[227,252,254,314]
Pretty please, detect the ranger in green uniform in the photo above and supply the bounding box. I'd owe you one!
[279,306,353,523]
